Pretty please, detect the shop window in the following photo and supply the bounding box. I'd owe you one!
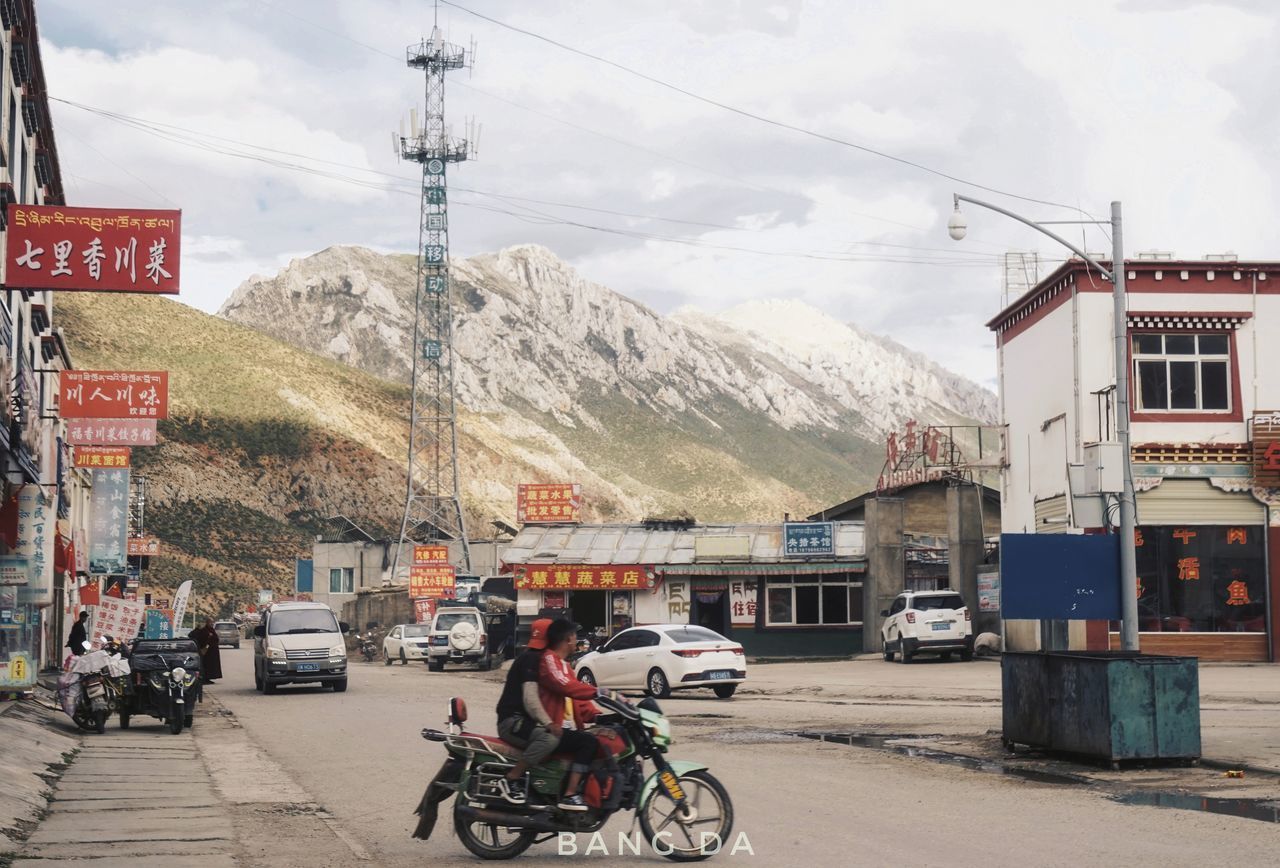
[1133,333,1230,412]
[1131,525,1265,633]
[765,573,863,626]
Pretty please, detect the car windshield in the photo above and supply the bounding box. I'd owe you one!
[666,626,727,644]
[434,613,475,631]
[403,625,431,637]
[913,594,965,611]
[268,609,339,634]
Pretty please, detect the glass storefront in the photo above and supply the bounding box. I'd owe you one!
[1133,524,1266,633]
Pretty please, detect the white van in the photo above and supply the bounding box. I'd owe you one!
[253,601,350,693]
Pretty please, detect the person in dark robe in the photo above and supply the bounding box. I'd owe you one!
[189,617,223,683]
[67,611,90,656]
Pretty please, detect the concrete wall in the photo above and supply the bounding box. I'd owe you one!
[311,541,390,612]
[340,588,413,634]
[864,498,904,652]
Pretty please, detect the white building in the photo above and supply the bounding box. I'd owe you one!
[990,256,1279,662]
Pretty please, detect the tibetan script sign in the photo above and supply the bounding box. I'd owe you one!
[784,522,834,557]
[409,565,456,599]
[413,545,449,565]
[74,446,131,469]
[60,371,168,420]
[65,419,158,446]
[5,205,181,294]
[127,537,161,557]
[517,483,581,524]
[1252,411,1280,488]
[513,564,654,591]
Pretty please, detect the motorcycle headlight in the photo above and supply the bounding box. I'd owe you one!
[329,644,346,658]
[172,667,186,681]
[267,647,287,660]
[648,717,673,747]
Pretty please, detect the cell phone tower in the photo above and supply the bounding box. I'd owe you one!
[391,14,477,580]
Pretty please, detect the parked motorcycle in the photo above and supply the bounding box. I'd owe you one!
[357,632,379,663]
[412,692,733,861]
[123,638,203,734]
[57,644,131,734]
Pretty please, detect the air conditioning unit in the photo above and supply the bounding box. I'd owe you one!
[1082,442,1124,494]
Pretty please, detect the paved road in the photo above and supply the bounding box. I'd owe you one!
[210,647,1280,866]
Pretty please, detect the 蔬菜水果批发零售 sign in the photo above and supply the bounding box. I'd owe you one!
[783,523,834,557]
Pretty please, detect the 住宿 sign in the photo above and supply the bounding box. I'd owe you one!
[784,522,834,557]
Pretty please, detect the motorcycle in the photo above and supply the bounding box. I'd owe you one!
[412,692,733,861]
[358,632,379,663]
[124,638,203,734]
[57,643,131,734]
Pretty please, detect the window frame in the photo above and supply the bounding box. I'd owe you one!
[764,573,864,628]
[329,568,343,594]
[1130,328,1241,422]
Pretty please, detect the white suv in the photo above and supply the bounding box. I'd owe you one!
[881,591,974,663]
[426,607,491,671]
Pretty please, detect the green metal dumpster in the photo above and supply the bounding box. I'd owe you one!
[1002,651,1201,765]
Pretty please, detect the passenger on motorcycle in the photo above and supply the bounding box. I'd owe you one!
[537,618,603,813]
[495,618,557,805]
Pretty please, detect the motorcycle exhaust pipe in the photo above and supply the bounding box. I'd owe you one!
[455,804,565,834]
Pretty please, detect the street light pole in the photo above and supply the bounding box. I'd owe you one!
[949,194,1139,652]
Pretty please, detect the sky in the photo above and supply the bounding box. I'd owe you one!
[34,0,1280,387]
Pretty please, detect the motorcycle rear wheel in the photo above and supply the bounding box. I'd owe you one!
[453,806,535,860]
[639,769,734,862]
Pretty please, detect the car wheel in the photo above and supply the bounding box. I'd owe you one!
[882,639,895,662]
[384,650,393,666]
[429,659,444,672]
[713,684,737,699]
[400,649,407,665]
[961,642,975,662]
[254,667,263,692]
[578,668,596,687]
[900,637,914,664]
[119,711,131,729]
[646,668,671,699]
[332,679,348,693]
[263,677,278,695]
[941,651,953,662]
[184,715,194,729]
[478,652,491,671]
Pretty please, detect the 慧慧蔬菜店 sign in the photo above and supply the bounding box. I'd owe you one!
[60,371,168,420]
[65,419,158,446]
[4,205,180,294]
[413,545,449,565]
[410,565,456,598]
[73,446,131,469]
[513,565,654,591]
[784,522,834,557]
[517,483,581,523]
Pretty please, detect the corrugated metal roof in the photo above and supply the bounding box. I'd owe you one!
[501,522,866,567]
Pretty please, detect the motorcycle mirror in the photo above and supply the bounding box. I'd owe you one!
[339,621,351,634]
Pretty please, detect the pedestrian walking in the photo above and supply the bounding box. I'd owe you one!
[189,617,223,683]
[67,610,89,656]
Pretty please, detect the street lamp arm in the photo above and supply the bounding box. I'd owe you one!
[954,194,1112,281]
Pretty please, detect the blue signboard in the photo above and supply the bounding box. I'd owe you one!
[1000,533,1121,620]
[784,522,834,557]
[296,558,314,594]
[144,608,173,640]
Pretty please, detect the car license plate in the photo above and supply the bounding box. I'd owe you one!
[707,670,733,680]
[297,663,320,672]
[931,623,949,632]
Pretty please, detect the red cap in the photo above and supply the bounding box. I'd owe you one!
[527,618,553,650]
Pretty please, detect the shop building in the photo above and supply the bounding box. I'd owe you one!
[501,520,867,658]
[990,255,1280,662]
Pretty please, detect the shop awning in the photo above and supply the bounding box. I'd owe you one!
[661,562,866,576]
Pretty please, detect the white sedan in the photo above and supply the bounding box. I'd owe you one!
[383,623,432,664]
[574,625,746,699]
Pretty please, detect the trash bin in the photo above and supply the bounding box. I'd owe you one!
[1002,651,1201,765]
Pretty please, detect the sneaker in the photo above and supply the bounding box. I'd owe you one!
[499,778,527,804]
[558,793,589,812]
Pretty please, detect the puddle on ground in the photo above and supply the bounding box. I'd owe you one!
[1111,792,1280,823]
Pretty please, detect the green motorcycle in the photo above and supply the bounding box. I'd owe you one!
[413,693,734,861]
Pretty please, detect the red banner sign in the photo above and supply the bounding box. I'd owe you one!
[413,544,449,565]
[1252,411,1280,487]
[5,205,181,294]
[413,597,438,624]
[65,419,158,446]
[517,483,581,524]
[127,537,160,557]
[73,446,131,469]
[60,371,168,420]
[513,564,654,591]
[410,565,456,599]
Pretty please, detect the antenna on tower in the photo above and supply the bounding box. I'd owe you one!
[390,20,477,582]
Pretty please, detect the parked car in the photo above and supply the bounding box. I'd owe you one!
[574,624,746,699]
[213,620,241,649]
[426,606,492,671]
[881,590,974,663]
[383,623,432,665]
[253,601,350,693]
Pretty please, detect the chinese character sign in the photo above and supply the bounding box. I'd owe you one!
[15,485,53,606]
[1252,411,1280,487]
[413,597,438,624]
[513,565,654,591]
[89,468,131,575]
[728,578,758,626]
[413,545,449,565]
[4,205,181,294]
[517,483,582,524]
[73,445,132,469]
[65,419,159,446]
[784,523,835,557]
[94,597,146,643]
[60,371,168,420]
[144,608,173,640]
[410,565,456,599]
[127,537,161,557]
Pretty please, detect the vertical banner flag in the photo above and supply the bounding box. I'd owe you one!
[89,468,130,574]
[4,205,181,294]
[15,484,53,606]
[172,580,193,632]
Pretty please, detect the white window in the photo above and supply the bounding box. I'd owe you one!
[1133,333,1230,412]
[329,567,354,594]
[764,573,863,626]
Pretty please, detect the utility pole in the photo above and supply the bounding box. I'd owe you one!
[391,13,475,581]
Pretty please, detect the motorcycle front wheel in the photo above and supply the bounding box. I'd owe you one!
[93,710,108,734]
[453,805,535,860]
[639,769,734,862]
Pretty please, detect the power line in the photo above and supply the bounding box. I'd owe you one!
[440,0,1092,214]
